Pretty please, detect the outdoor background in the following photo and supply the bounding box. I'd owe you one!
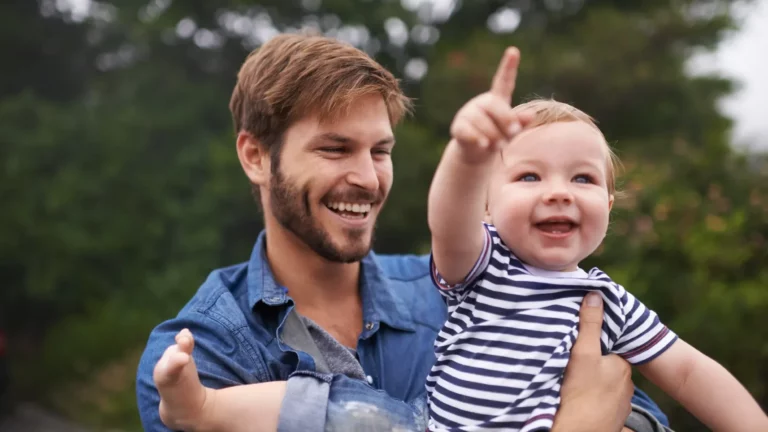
[1,0,767,430]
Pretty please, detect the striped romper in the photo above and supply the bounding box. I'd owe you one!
[426,223,678,431]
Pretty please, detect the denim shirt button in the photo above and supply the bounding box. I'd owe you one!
[366,375,373,384]
[365,322,374,330]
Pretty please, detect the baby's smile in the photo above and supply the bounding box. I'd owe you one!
[534,216,579,238]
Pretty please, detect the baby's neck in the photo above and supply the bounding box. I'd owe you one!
[521,262,587,279]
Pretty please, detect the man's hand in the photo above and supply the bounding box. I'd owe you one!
[552,292,634,432]
[448,47,531,165]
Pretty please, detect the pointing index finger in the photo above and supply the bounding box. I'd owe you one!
[490,47,520,104]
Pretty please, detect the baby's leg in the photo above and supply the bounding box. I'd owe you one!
[153,328,210,430]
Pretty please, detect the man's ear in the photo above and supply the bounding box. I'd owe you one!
[236,131,270,187]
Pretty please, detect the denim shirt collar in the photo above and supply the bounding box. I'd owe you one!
[246,230,415,332]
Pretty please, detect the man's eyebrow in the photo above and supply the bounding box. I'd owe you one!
[316,132,352,144]
[314,133,395,146]
[375,137,396,146]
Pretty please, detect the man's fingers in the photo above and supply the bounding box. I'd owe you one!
[490,47,520,104]
[572,292,604,357]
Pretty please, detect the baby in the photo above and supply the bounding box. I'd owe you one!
[425,47,768,431]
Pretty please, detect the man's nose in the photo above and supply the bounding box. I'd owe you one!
[346,152,380,191]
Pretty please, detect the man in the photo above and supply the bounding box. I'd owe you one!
[136,33,671,431]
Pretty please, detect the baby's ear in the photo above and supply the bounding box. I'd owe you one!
[608,194,615,211]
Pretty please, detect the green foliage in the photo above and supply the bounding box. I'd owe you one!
[1,0,765,430]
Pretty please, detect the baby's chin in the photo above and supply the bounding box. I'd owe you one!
[519,251,583,272]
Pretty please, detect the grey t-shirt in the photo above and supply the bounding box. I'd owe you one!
[280,309,366,381]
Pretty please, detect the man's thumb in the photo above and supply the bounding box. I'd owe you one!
[574,292,604,354]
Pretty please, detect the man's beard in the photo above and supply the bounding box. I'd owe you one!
[269,167,381,263]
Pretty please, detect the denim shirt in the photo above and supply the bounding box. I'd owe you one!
[136,231,669,431]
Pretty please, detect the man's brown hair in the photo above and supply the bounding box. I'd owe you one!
[229,34,411,162]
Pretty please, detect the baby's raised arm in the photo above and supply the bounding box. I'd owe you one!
[428,47,530,284]
[638,339,768,431]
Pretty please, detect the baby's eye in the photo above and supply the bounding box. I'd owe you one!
[517,173,540,182]
[573,174,595,184]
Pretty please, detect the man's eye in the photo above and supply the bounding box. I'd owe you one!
[373,148,392,155]
[573,174,594,184]
[321,147,345,154]
[518,173,540,182]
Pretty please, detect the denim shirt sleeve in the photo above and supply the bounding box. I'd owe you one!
[278,371,332,432]
[279,372,429,432]
[136,313,267,431]
[630,387,670,427]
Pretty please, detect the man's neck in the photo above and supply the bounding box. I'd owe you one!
[263,222,361,310]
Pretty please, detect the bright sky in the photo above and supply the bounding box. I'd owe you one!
[715,0,768,150]
[697,0,768,150]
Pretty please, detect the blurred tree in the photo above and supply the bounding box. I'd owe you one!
[0,0,764,429]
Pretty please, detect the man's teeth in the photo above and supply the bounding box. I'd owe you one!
[327,202,372,214]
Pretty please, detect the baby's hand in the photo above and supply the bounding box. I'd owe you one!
[449,47,530,164]
[154,328,214,431]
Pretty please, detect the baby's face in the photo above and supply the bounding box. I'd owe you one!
[487,121,614,271]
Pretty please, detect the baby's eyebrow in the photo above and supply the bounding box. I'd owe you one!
[502,157,545,168]
[572,160,605,172]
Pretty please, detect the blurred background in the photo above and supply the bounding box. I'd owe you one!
[0,0,766,430]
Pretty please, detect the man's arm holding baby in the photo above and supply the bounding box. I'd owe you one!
[638,340,768,431]
[428,47,531,284]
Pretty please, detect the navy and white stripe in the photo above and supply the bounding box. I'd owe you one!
[426,223,677,432]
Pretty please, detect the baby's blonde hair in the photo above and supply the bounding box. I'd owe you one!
[510,99,620,197]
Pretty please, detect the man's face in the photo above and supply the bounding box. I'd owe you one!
[265,94,395,263]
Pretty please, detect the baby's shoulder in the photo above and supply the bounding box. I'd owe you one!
[585,266,618,284]
[584,267,631,301]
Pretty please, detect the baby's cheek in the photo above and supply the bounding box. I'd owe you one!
[493,205,528,245]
